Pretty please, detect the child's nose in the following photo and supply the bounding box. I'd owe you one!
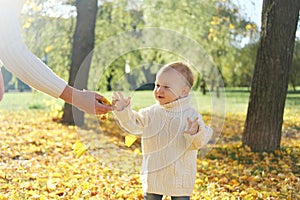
[157,87,164,93]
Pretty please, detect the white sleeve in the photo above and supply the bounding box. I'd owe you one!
[113,105,148,135]
[0,2,67,98]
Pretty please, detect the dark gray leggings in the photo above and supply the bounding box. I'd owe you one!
[144,193,190,200]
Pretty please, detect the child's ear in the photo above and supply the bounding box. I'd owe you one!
[181,86,190,96]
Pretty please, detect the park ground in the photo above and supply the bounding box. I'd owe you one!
[0,90,299,199]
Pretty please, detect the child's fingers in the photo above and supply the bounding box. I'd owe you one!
[192,122,199,130]
[184,117,200,135]
[112,92,121,106]
[187,117,198,127]
[192,117,199,123]
[117,91,125,101]
[113,91,123,100]
[113,92,126,102]
[191,118,199,128]
[126,96,131,105]
[187,117,192,127]
[112,92,119,101]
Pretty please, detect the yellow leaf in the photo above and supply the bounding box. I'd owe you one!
[23,22,31,29]
[39,194,46,200]
[72,141,88,158]
[98,96,112,106]
[229,23,235,29]
[97,96,112,120]
[33,3,40,11]
[0,193,8,200]
[82,182,90,190]
[0,184,9,190]
[210,21,217,25]
[47,180,56,191]
[245,24,253,31]
[201,160,209,168]
[125,134,137,147]
[26,190,39,197]
[44,46,54,53]
[210,16,220,25]
[134,148,141,155]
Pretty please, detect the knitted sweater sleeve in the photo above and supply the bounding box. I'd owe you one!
[0,1,67,98]
[113,105,147,135]
[184,114,213,150]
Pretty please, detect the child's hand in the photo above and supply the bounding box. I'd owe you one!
[112,91,131,111]
[184,117,200,135]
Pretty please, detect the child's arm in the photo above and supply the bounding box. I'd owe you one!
[0,67,4,101]
[112,91,146,135]
[183,115,213,150]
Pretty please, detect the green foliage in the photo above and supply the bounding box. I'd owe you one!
[230,42,257,87]
[90,0,261,91]
[20,0,299,91]
[21,0,75,81]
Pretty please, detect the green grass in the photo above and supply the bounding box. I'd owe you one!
[0,91,63,111]
[0,89,299,114]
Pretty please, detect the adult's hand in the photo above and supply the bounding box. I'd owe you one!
[60,85,113,115]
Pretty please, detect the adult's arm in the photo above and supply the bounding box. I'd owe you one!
[0,3,67,98]
[0,1,113,114]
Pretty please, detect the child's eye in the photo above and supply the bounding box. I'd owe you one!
[155,84,170,89]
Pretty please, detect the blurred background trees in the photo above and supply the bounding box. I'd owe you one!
[9,0,298,94]
[6,0,259,92]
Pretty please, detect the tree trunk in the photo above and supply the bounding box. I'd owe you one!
[62,0,98,126]
[242,0,300,152]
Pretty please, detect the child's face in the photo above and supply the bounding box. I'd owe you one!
[153,69,189,105]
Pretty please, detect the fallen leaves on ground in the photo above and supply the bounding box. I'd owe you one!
[72,141,88,158]
[0,110,299,199]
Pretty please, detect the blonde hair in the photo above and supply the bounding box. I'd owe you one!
[158,61,194,88]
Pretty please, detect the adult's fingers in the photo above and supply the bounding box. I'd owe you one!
[95,101,113,115]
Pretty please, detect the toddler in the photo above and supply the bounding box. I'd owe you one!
[113,61,212,200]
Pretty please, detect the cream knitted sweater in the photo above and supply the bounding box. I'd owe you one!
[113,96,212,196]
[0,0,67,98]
